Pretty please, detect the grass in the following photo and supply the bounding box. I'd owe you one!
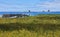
[0,14,60,37]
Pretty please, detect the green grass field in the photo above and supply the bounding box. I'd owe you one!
[0,14,60,37]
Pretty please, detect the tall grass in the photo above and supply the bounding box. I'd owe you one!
[0,14,60,37]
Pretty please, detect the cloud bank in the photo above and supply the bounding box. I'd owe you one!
[0,0,60,12]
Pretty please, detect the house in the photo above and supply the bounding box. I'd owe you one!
[2,14,29,18]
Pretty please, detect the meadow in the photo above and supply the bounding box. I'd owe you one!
[0,14,60,37]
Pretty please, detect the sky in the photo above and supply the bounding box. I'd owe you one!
[0,0,60,12]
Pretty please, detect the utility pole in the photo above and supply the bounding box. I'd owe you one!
[48,10,50,12]
[28,10,31,12]
[28,10,31,16]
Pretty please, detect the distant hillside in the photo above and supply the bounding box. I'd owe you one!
[2,14,29,18]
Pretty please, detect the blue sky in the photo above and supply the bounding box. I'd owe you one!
[0,0,60,12]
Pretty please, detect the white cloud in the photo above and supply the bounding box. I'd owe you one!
[36,0,60,11]
[0,0,60,12]
[0,3,29,12]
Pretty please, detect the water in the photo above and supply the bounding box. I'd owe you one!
[0,12,60,16]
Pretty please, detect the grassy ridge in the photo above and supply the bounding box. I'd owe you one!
[0,14,60,37]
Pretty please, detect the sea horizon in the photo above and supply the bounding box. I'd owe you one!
[0,11,60,16]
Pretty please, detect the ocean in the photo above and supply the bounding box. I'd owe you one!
[0,12,60,16]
